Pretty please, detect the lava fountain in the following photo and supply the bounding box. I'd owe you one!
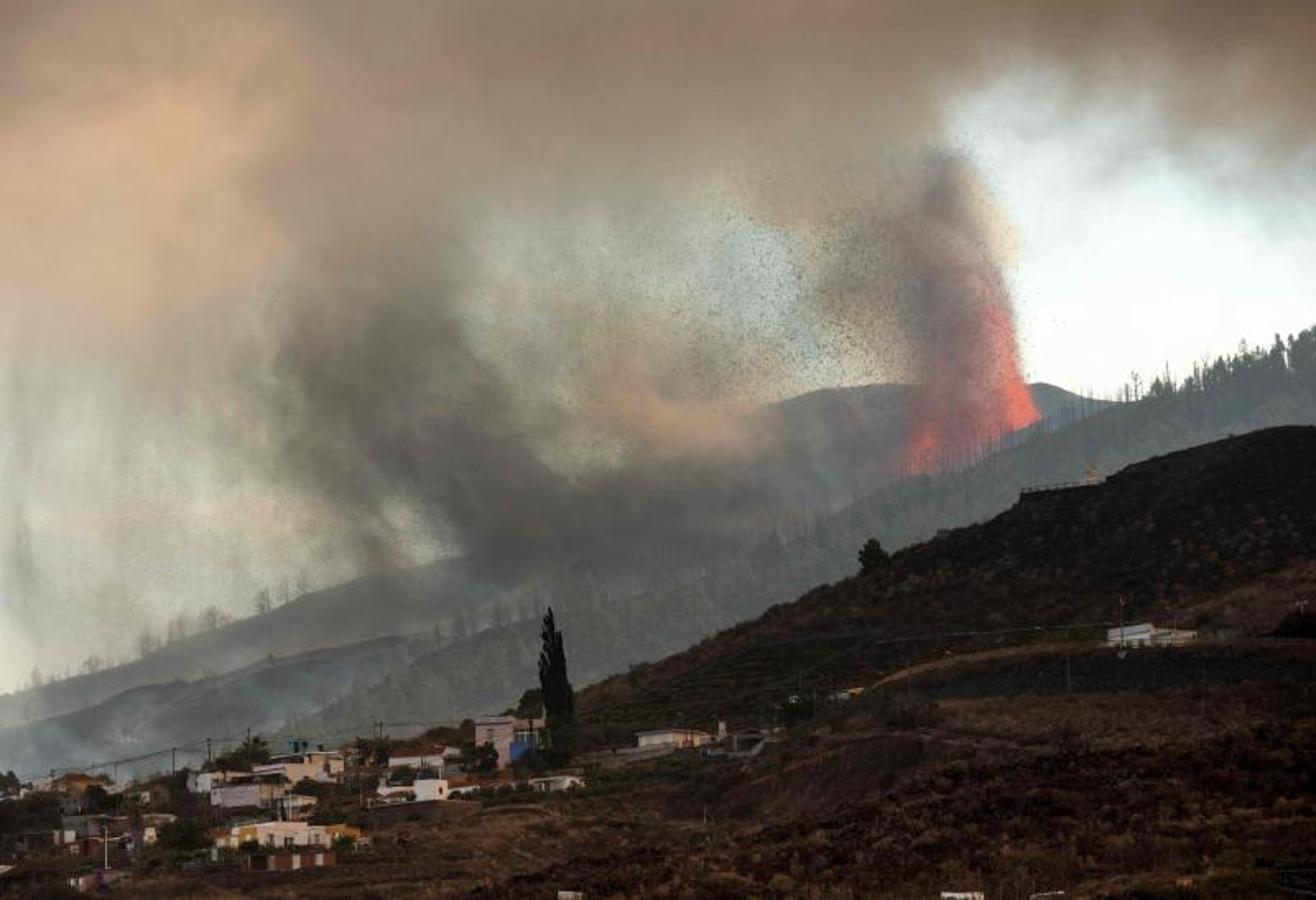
[901,157,1039,473]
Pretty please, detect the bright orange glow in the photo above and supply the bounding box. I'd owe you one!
[902,269,1040,474]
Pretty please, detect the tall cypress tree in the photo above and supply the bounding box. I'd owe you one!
[537,606,575,764]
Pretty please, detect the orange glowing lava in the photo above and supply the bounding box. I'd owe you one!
[900,212,1040,474]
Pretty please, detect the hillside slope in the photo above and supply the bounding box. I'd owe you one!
[579,426,1316,731]
[298,367,1316,736]
[0,635,420,778]
[0,562,500,731]
[8,346,1313,769]
[0,383,1091,736]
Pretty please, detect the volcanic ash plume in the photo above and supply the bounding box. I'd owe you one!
[901,157,1040,473]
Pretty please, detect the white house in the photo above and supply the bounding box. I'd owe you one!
[210,773,289,809]
[190,769,247,794]
[376,778,450,803]
[215,821,333,851]
[1106,623,1198,648]
[387,755,447,778]
[635,728,713,749]
[529,774,585,792]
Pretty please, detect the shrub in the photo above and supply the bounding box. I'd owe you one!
[157,817,211,852]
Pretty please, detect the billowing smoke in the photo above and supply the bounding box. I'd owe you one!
[1,0,1315,684]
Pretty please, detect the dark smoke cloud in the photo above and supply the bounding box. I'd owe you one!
[2,0,1315,680]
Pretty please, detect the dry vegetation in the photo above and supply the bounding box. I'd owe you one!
[112,672,1316,899]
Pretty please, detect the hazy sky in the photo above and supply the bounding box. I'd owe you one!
[1,1,1314,691]
[952,73,1316,392]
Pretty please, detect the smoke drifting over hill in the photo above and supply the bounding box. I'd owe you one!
[1,0,1315,681]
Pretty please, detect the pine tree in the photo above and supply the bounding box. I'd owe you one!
[859,537,889,574]
[537,607,575,765]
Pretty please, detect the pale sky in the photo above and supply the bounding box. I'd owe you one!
[951,72,1316,396]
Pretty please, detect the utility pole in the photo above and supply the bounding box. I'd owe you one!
[103,819,109,870]
[206,738,212,764]
[1117,596,1127,648]
[171,747,176,774]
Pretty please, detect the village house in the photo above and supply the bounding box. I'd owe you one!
[387,749,452,776]
[67,869,131,892]
[474,712,546,769]
[127,774,178,809]
[376,776,450,804]
[13,829,78,854]
[635,727,713,749]
[47,773,111,796]
[40,773,112,813]
[209,772,290,809]
[726,728,782,756]
[1106,623,1198,648]
[214,820,360,851]
[252,750,344,785]
[529,774,585,792]
[59,815,101,843]
[188,769,243,794]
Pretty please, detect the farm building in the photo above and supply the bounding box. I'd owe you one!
[635,728,713,749]
[1106,623,1197,648]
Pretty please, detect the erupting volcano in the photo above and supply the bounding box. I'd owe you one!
[901,157,1040,473]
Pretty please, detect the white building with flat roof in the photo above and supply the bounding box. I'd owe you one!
[1106,623,1197,648]
[635,728,712,749]
[529,774,585,792]
[376,778,450,804]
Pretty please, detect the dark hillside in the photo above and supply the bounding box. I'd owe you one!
[0,635,416,778]
[755,381,1099,511]
[497,686,1316,898]
[580,426,1316,730]
[0,561,499,730]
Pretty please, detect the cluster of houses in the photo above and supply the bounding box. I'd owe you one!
[4,710,742,888]
[0,733,469,890]
[1,613,1215,894]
